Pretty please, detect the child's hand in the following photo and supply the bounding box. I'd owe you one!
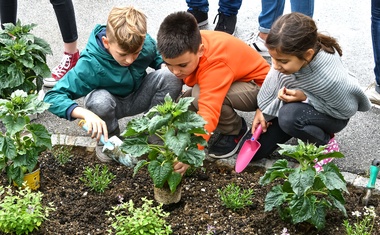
[278,87,307,103]
[174,162,189,176]
[72,107,109,142]
[252,109,269,133]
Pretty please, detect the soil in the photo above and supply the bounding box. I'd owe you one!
[1,146,380,235]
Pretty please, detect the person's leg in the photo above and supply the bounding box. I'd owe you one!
[253,117,292,160]
[290,0,314,18]
[248,0,284,56]
[278,103,348,146]
[373,0,380,89]
[213,0,242,34]
[186,0,209,26]
[0,0,17,27]
[45,0,79,86]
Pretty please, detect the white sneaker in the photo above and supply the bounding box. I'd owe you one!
[247,33,270,57]
[365,84,380,105]
[95,146,113,162]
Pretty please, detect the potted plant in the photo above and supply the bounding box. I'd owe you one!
[0,90,52,189]
[259,139,347,231]
[0,20,52,98]
[120,94,208,204]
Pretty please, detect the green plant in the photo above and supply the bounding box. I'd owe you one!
[259,139,347,230]
[106,197,172,235]
[80,164,116,193]
[343,206,376,235]
[120,94,208,193]
[0,90,52,186]
[52,145,73,165]
[0,20,52,98]
[0,184,55,235]
[217,183,254,211]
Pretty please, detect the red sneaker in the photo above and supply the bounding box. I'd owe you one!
[44,50,79,87]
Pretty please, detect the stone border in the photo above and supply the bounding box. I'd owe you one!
[51,133,380,194]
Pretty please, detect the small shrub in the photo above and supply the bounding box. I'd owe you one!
[80,165,115,193]
[260,139,346,230]
[217,183,254,211]
[52,145,73,165]
[106,197,172,235]
[343,206,377,235]
[0,185,55,235]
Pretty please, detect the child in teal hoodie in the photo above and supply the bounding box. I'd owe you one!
[44,6,182,145]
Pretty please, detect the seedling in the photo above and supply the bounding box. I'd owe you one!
[52,145,73,165]
[217,183,254,211]
[80,165,115,193]
[106,197,172,234]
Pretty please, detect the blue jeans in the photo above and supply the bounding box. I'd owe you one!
[258,0,314,33]
[253,103,348,160]
[186,0,242,15]
[372,0,380,91]
[84,68,183,134]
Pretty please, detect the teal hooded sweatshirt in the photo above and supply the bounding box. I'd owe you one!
[44,24,164,120]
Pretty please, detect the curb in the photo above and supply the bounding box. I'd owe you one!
[51,133,380,194]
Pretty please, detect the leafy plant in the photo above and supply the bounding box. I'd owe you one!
[217,183,254,211]
[106,197,172,235]
[80,164,116,193]
[259,139,347,230]
[0,90,52,186]
[343,206,376,235]
[52,145,73,165]
[0,20,52,98]
[120,94,208,193]
[0,184,55,235]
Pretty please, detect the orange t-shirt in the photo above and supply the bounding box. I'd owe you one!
[183,30,270,141]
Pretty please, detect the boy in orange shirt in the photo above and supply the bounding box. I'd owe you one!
[157,11,270,158]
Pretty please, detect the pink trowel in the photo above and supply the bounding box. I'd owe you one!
[235,124,263,173]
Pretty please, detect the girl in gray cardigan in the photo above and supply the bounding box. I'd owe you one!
[250,12,371,170]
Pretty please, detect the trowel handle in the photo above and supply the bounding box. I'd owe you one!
[367,165,380,189]
[78,120,110,147]
[252,124,263,140]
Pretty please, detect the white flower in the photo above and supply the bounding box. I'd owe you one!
[352,211,361,217]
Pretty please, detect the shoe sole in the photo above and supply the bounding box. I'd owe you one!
[43,78,58,88]
[250,42,270,57]
[95,146,113,162]
[208,127,250,159]
[198,20,208,27]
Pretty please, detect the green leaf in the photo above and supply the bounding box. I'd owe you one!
[328,189,347,216]
[167,172,182,193]
[148,161,172,188]
[318,164,347,192]
[133,160,148,177]
[264,185,288,211]
[309,203,327,230]
[121,136,150,157]
[288,167,315,196]
[259,159,293,185]
[289,196,313,224]
[27,123,52,149]
[165,129,190,156]
[175,112,207,133]
[178,145,205,167]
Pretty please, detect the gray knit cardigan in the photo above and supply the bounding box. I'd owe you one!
[258,50,371,121]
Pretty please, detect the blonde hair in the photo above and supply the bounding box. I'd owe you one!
[106,6,147,52]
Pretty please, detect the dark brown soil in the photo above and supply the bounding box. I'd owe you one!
[1,146,380,235]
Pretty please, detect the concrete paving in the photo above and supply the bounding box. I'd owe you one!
[15,0,380,185]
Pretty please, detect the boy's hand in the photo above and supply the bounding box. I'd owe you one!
[278,87,307,103]
[72,107,108,142]
[252,109,269,133]
[174,162,189,176]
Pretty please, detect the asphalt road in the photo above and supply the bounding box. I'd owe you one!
[17,0,380,176]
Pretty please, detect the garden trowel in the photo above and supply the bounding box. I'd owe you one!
[235,124,263,173]
[361,158,380,206]
[78,120,137,167]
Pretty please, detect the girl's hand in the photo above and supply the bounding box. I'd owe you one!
[252,109,270,133]
[278,87,307,103]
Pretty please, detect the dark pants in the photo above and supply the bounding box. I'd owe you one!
[254,102,349,160]
[0,0,78,43]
